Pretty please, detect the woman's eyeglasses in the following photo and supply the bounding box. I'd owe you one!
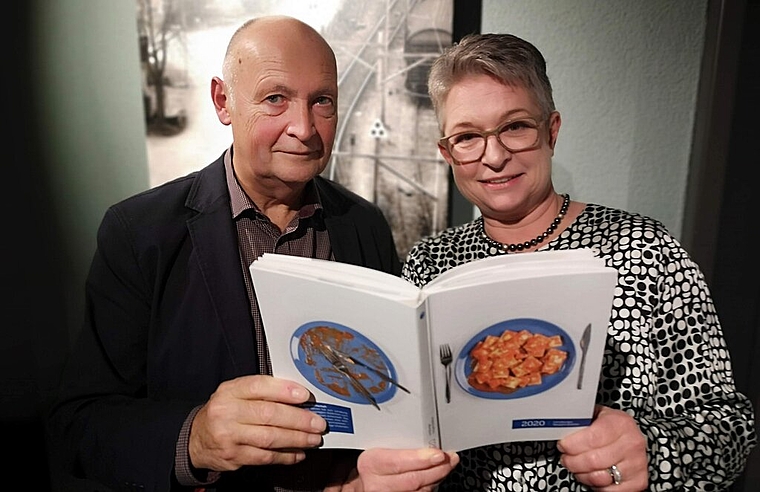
[439,116,547,164]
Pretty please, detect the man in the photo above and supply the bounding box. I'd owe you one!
[47,16,457,492]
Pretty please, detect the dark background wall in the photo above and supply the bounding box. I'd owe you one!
[704,0,760,488]
[4,3,68,490]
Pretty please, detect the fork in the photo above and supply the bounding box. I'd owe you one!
[328,345,410,393]
[316,343,381,410]
[439,343,453,403]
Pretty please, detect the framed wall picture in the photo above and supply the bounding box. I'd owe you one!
[136,0,455,258]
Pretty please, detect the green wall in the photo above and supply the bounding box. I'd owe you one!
[32,0,150,343]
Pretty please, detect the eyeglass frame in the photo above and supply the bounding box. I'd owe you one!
[438,114,552,165]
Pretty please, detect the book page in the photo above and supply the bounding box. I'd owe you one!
[250,260,438,449]
[424,263,616,451]
[425,248,599,291]
[252,254,421,305]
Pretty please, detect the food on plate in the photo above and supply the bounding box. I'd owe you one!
[467,328,568,393]
[299,325,389,396]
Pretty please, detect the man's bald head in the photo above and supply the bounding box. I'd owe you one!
[221,16,336,106]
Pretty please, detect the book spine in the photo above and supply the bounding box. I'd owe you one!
[419,300,441,448]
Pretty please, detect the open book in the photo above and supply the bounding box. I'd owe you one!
[250,249,617,451]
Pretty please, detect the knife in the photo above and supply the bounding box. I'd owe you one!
[315,342,381,410]
[577,323,592,389]
[328,345,410,394]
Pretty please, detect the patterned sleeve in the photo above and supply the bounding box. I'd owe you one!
[175,405,222,487]
[633,231,757,489]
[400,240,434,287]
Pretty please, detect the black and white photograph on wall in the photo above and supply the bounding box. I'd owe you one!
[136,0,454,258]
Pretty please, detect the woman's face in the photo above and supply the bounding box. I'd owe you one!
[438,74,560,223]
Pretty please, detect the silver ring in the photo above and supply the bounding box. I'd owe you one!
[608,464,622,485]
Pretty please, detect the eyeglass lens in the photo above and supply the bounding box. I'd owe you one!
[446,119,540,163]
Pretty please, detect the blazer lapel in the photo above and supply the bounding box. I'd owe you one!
[315,177,363,265]
[185,159,259,374]
[326,216,362,265]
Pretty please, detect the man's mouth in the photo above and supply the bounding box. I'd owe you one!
[279,149,321,158]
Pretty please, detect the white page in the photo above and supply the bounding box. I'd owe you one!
[425,267,617,450]
[425,248,600,291]
[250,264,437,449]
[252,254,421,303]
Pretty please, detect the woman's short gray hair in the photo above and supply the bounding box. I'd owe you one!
[427,33,555,123]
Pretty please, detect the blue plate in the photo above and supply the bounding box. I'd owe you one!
[454,318,575,399]
[291,321,399,405]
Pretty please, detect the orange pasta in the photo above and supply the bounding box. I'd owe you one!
[468,329,568,393]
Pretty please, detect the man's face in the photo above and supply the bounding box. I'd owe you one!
[226,32,338,195]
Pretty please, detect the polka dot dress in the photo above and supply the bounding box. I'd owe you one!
[402,204,757,491]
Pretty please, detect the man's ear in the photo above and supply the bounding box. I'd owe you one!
[211,76,232,126]
[548,111,561,150]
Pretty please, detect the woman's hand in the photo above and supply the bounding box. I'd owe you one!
[557,405,648,491]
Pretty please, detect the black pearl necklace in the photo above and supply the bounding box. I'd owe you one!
[481,193,570,253]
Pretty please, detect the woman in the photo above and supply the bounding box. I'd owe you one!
[401,33,756,491]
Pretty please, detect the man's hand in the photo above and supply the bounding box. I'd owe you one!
[189,375,326,471]
[557,405,648,491]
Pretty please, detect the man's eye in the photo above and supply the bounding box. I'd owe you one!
[314,96,334,107]
[265,94,285,104]
[314,97,336,116]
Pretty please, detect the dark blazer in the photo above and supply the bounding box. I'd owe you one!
[47,154,401,492]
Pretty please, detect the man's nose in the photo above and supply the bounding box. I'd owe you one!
[287,104,317,140]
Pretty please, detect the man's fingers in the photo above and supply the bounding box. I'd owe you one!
[236,399,327,433]
[190,402,325,471]
[236,418,325,450]
[219,374,313,405]
[206,375,327,433]
[198,399,326,452]
[189,375,329,471]
[196,443,309,471]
